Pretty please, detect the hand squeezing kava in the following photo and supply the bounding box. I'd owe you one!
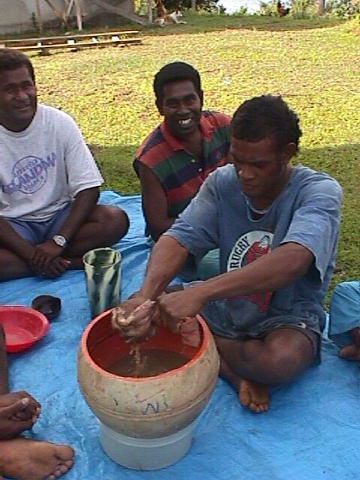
[112,294,201,348]
[111,299,159,343]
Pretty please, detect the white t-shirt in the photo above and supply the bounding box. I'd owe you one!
[0,104,103,221]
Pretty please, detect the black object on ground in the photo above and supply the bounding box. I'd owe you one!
[31,295,62,321]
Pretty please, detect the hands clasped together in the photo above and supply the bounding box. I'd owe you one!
[111,288,202,347]
[28,241,70,278]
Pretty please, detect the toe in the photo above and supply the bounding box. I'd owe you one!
[339,344,359,361]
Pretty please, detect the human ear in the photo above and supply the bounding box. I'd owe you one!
[283,142,297,163]
[156,99,164,116]
[199,90,204,108]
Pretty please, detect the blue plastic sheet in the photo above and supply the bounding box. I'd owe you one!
[1,191,359,480]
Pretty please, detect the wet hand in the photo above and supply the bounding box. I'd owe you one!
[157,291,202,348]
[111,295,159,343]
[157,289,204,322]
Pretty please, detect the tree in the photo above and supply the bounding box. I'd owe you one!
[318,0,326,13]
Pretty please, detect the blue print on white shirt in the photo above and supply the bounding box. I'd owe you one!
[2,153,56,194]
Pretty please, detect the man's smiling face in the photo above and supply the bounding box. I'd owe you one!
[158,79,203,140]
[0,66,37,132]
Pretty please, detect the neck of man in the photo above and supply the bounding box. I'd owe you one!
[180,128,203,158]
[253,164,293,210]
[1,113,35,132]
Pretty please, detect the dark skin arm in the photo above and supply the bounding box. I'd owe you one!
[114,236,188,324]
[137,236,314,321]
[138,163,176,241]
[31,187,100,272]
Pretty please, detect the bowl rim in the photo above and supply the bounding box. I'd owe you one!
[80,310,211,382]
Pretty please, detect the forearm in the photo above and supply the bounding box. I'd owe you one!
[194,243,314,304]
[141,235,189,299]
[0,217,34,261]
[57,187,99,241]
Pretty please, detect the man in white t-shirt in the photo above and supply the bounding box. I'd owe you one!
[0,49,129,280]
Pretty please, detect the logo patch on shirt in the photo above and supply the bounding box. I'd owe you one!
[2,153,56,194]
[227,230,274,312]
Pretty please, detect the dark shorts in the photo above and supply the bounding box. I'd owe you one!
[5,203,71,245]
[199,297,322,364]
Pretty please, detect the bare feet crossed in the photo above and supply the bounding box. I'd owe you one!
[219,357,270,413]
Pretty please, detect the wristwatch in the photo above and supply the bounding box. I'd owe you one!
[52,234,68,248]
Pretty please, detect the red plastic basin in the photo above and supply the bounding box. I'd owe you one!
[0,305,50,353]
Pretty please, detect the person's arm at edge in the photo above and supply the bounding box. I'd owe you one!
[138,163,176,241]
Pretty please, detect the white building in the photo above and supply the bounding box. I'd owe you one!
[0,0,137,35]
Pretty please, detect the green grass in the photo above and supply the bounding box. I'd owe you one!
[5,14,359,292]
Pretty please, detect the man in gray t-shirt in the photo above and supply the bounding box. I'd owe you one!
[113,95,342,413]
[0,49,129,281]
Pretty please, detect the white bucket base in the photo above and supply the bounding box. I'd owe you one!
[99,421,195,470]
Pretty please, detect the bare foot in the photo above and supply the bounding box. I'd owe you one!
[219,357,270,413]
[0,437,74,480]
[239,379,270,413]
[339,344,360,362]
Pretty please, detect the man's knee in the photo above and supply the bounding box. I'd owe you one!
[97,205,129,239]
[265,347,312,383]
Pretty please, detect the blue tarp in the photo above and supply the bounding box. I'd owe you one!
[1,191,359,480]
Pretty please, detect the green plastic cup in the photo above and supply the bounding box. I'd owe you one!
[83,247,121,318]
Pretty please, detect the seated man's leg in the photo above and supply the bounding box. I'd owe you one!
[214,327,316,413]
[0,219,37,281]
[59,205,129,268]
[0,320,75,479]
[0,438,74,480]
[329,281,360,361]
[0,249,33,281]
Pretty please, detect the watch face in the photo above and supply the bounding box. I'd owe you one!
[53,235,67,247]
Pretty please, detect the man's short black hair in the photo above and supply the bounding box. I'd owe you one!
[153,61,202,105]
[0,48,35,83]
[231,95,302,152]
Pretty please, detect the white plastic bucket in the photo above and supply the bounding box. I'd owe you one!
[99,420,196,470]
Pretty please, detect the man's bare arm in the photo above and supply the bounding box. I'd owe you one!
[138,163,176,241]
[55,187,100,242]
[197,242,313,302]
[140,235,189,299]
[158,242,315,320]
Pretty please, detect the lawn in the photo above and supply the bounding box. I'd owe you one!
[8,13,359,290]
